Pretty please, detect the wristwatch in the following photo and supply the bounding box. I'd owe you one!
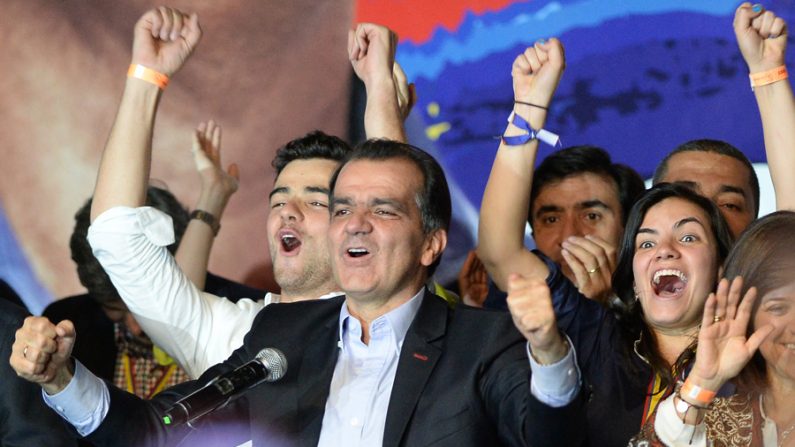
[190,209,220,236]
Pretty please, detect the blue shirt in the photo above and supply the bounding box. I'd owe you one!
[43,288,580,444]
[317,289,424,447]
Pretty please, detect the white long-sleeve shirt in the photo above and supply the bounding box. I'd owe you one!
[87,206,339,378]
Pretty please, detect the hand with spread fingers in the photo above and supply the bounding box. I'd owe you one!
[175,120,240,290]
[458,250,489,307]
[506,273,567,364]
[560,234,617,303]
[131,6,202,78]
[192,120,240,215]
[686,277,774,393]
[10,316,77,395]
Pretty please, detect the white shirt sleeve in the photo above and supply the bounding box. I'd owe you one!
[88,206,266,379]
[527,334,581,407]
[653,394,706,446]
[42,361,110,437]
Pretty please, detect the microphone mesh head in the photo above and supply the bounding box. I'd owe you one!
[256,348,288,381]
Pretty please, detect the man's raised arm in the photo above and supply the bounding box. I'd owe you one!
[90,7,201,221]
[349,23,408,142]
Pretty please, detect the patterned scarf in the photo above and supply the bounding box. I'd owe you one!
[112,323,190,399]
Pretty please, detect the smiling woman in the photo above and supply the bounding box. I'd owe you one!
[633,211,795,446]
[613,183,733,392]
[522,182,734,446]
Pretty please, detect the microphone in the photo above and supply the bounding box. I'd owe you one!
[162,348,287,427]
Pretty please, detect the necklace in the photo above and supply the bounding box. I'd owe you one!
[780,424,795,447]
[761,394,795,447]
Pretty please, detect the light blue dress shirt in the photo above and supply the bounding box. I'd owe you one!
[317,289,424,447]
[43,288,582,444]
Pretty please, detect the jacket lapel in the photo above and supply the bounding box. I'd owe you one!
[295,296,344,447]
[382,291,448,447]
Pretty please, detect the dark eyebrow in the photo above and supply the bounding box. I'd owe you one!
[268,186,290,200]
[638,217,706,236]
[305,186,330,195]
[577,200,611,211]
[372,198,408,213]
[270,185,328,201]
[534,205,564,218]
[674,216,706,230]
[673,180,698,190]
[330,196,353,209]
[717,185,747,198]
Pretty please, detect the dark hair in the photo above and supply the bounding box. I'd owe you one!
[71,186,189,305]
[722,211,795,391]
[529,146,645,226]
[329,139,451,276]
[612,183,733,391]
[653,139,760,217]
[271,131,351,176]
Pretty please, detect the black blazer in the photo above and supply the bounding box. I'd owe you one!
[84,291,557,447]
[43,272,266,382]
[0,279,27,310]
[0,299,77,446]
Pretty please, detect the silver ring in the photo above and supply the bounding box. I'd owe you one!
[23,346,28,359]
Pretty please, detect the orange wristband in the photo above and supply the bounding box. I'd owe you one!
[749,65,788,90]
[680,378,716,406]
[127,64,169,89]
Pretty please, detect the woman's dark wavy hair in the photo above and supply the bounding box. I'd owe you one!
[612,183,733,391]
[722,211,795,392]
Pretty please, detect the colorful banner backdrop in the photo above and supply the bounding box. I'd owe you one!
[358,0,794,282]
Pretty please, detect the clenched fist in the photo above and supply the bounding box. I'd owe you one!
[132,6,202,77]
[10,316,77,395]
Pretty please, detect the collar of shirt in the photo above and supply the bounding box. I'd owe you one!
[337,288,425,354]
[320,291,345,300]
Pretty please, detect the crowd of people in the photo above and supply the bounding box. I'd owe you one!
[1,2,794,446]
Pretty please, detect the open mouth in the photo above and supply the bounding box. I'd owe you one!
[652,269,688,297]
[280,234,301,253]
[346,247,370,258]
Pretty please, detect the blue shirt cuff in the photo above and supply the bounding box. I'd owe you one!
[527,333,581,407]
[42,360,110,437]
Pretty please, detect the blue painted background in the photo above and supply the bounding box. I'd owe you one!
[395,0,794,284]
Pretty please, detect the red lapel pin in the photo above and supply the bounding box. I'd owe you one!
[413,353,429,361]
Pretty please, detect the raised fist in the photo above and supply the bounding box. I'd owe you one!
[506,273,566,363]
[734,3,788,73]
[512,38,566,108]
[348,23,397,87]
[132,6,202,77]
